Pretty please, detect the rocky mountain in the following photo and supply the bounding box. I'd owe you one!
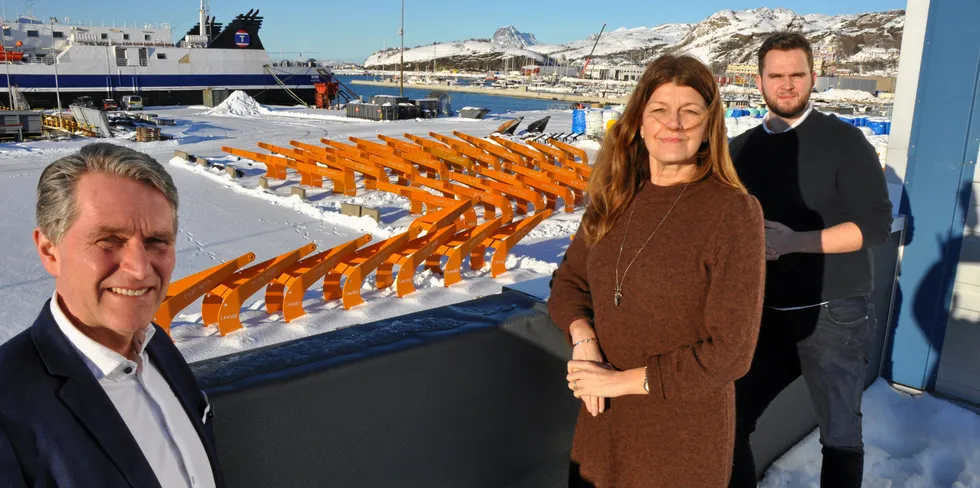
[492,26,538,49]
[362,8,904,75]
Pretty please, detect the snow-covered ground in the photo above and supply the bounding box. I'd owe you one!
[0,95,975,486]
[762,380,980,488]
[0,99,577,362]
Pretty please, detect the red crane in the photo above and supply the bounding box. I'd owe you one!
[580,23,607,78]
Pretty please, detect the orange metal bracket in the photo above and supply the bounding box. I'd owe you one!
[415,174,512,223]
[291,141,388,190]
[374,135,451,180]
[413,199,475,235]
[450,170,541,217]
[377,223,463,297]
[264,234,372,322]
[505,163,577,212]
[154,252,256,335]
[322,138,418,186]
[475,165,556,213]
[453,131,530,169]
[548,137,590,165]
[257,142,356,195]
[490,135,549,167]
[483,210,553,278]
[526,139,565,164]
[324,231,413,309]
[440,216,505,286]
[201,243,317,336]
[429,132,501,170]
[401,134,474,173]
[222,146,288,180]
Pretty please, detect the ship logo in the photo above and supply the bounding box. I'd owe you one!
[234,30,250,48]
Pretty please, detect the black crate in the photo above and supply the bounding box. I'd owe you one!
[370,95,410,106]
[397,103,419,120]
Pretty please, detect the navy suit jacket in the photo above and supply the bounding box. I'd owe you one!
[0,300,227,488]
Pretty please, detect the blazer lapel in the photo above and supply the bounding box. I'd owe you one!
[31,301,162,488]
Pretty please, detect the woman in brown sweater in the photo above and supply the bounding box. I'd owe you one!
[549,55,766,487]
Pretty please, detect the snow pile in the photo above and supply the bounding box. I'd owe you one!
[206,90,263,116]
[866,135,889,167]
[721,85,758,95]
[726,116,764,138]
[573,139,602,153]
[761,379,980,487]
[814,89,879,102]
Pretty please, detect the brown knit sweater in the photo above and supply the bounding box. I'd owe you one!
[549,177,766,488]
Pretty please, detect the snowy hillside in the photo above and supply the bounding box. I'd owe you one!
[364,41,547,71]
[364,7,904,74]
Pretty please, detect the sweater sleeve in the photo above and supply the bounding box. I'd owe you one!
[644,193,765,403]
[837,130,893,248]
[547,226,593,343]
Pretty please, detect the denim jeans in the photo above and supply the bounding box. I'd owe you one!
[728,296,876,488]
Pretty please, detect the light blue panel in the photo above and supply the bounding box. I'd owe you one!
[889,1,980,389]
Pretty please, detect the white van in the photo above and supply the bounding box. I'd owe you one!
[121,95,143,110]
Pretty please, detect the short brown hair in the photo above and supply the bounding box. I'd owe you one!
[758,32,813,74]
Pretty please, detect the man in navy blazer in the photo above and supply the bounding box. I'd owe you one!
[0,143,226,488]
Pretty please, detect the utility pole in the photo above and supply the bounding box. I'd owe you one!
[52,18,62,119]
[399,0,404,96]
[2,0,12,110]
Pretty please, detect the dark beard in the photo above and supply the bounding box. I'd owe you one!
[762,89,811,119]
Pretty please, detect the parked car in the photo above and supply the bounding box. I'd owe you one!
[121,95,143,110]
[72,96,95,109]
[102,99,118,111]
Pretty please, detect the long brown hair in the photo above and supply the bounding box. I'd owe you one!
[580,54,745,245]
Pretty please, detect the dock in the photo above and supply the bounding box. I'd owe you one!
[349,79,629,105]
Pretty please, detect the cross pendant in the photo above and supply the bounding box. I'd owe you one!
[614,289,622,307]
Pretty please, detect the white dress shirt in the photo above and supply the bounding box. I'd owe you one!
[761,103,814,134]
[51,293,216,488]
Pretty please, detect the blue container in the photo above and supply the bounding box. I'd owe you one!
[725,108,736,117]
[854,116,869,127]
[866,120,887,135]
[883,121,892,135]
[838,116,855,126]
[572,109,587,134]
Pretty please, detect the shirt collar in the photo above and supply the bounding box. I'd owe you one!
[762,104,813,134]
[50,291,155,381]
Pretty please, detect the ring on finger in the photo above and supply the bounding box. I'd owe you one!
[574,379,580,389]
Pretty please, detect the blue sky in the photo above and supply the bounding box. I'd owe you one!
[7,0,907,62]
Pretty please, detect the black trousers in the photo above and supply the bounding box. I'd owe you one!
[729,296,875,488]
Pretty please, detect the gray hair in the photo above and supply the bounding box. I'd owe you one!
[36,142,179,244]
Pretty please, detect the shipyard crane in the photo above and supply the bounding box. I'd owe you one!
[579,23,607,79]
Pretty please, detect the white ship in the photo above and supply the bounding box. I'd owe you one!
[0,1,336,108]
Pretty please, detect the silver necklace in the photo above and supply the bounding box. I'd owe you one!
[613,183,690,306]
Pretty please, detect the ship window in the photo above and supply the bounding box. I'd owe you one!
[156,53,166,59]
[52,31,64,39]
[123,34,130,40]
[27,30,38,38]
[2,28,9,37]
[144,34,151,41]
[101,33,108,40]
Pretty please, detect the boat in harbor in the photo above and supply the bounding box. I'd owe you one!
[0,1,332,108]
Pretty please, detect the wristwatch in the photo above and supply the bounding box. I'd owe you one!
[643,367,649,393]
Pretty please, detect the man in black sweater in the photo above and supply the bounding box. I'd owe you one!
[727,33,893,488]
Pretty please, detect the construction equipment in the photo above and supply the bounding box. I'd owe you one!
[580,23,607,79]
